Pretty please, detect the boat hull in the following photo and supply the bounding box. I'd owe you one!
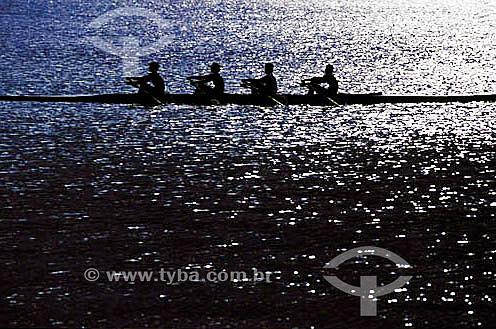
[1,92,496,106]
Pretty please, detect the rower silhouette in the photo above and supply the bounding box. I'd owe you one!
[187,63,225,96]
[242,63,278,96]
[125,61,165,97]
[301,64,338,96]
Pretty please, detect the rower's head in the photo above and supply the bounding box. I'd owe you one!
[265,63,274,74]
[325,64,334,75]
[211,62,221,74]
[149,61,160,73]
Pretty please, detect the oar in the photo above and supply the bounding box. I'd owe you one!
[241,79,286,106]
[125,78,164,105]
[301,81,340,106]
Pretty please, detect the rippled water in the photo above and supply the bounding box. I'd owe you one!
[1,0,496,328]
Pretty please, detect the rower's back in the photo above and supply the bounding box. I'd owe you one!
[147,71,165,95]
[260,63,277,96]
[324,65,338,96]
[210,63,225,94]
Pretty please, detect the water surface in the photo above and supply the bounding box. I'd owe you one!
[1,0,495,327]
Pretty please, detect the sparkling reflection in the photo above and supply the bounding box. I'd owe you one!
[1,0,496,327]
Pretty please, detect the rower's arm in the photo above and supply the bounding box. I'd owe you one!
[188,74,209,80]
[241,78,261,87]
[311,76,326,84]
[125,77,141,86]
[126,75,149,83]
[301,76,326,87]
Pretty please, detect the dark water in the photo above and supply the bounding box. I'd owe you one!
[1,0,496,328]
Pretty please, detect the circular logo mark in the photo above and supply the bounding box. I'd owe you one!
[84,268,100,282]
[323,246,413,316]
[85,7,173,76]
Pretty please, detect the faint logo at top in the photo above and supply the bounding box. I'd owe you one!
[324,246,413,316]
[85,7,172,76]
[182,0,222,7]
